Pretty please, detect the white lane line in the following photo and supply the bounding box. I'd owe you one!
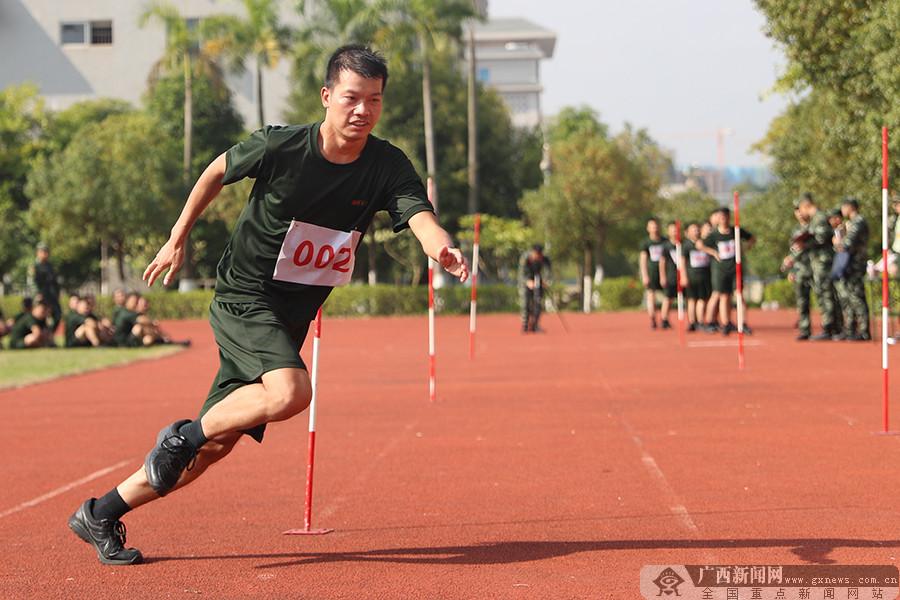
[0,459,133,520]
[619,416,699,534]
[687,340,764,348]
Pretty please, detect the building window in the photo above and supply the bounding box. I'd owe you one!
[61,22,87,45]
[90,21,113,45]
[61,21,113,45]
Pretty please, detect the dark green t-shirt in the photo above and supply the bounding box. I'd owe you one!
[640,237,667,263]
[682,239,711,277]
[64,312,86,346]
[662,240,679,281]
[703,227,753,269]
[216,122,434,320]
[113,309,139,346]
[9,314,47,346]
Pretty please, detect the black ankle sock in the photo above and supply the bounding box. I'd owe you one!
[92,488,131,522]
[178,419,208,449]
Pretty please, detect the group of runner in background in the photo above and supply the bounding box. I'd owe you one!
[640,207,753,336]
[639,192,880,342]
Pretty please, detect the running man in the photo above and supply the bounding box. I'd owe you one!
[699,206,754,335]
[68,45,469,565]
[639,218,668,329]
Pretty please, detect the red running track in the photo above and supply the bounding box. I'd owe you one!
[2,310,900,599]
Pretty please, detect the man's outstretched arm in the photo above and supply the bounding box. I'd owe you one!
[408,211,470,283]
[144,153,227,287]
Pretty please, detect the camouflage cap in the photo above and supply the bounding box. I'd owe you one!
[827,206,842,218]
[36,241,49,251]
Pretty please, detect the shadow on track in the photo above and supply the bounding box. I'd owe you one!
[147,538,900,567]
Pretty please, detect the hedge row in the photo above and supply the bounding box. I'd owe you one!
[0,278,653,320]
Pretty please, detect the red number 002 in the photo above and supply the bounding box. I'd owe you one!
[293,240,353,272]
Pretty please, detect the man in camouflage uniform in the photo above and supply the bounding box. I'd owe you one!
[782,206,812,340]
[797,193,840,340]
[835,197,870,340]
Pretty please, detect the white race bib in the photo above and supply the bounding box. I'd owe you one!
[689,250,710,268]
[648,244,664,262]
[717,240,736,260]
[273,220,362,287]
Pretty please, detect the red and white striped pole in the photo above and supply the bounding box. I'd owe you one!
[734,191,745,370]
[469,213,481,360]
[882,126,890,433]
[427,177,437,403]
[675,219,685,346]
[284,308,333,535]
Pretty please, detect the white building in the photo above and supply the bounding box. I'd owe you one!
[470,17,556,129]
[0,0,300,127]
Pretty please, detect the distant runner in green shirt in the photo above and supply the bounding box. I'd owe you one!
[682,222,712,332]
[69,45,469,566]
[699,206,754,335]
[639,218,668,329]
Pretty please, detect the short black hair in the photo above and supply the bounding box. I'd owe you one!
[800,191,815,205]
[841,197,859,210]
[713,206,730,215]
[325,44,389,91]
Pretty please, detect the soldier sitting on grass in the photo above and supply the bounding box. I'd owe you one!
[65,296,114,348]
[8,298,54,349]
[133,296,186,346]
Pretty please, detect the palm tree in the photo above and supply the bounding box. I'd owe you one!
[287,0,383,123]
[201,0,293,128]
[140,1,220,290]
[373,0,477,213]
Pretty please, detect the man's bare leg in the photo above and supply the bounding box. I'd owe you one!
[719,292,732,328]
[69,367,313,564]
[646,291,657,327]
[118,432,242,508]
[704,292,720,327]
[660,297,672,326]
[127,367,311,503]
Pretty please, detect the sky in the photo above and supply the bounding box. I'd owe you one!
[488,0,789,169]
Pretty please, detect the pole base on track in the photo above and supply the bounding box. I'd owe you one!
[283,528,334,535]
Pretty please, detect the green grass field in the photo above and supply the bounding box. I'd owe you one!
[0,344,183,389]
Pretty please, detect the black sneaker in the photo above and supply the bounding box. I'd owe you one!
[742,324,753,335]
[809,333,833,341]
[797,333,810,341]
[650,318,657,330]
[723,323,736,336]
[661,319,672,330]
[705,323,720,334]
[687,322,697,332]
[144,419,198,497]
[68,499,143,565]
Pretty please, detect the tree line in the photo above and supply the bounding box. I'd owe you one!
[2,0,731,297]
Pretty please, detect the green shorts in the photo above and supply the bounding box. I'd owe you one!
[712,264,739,294]
[646,267,662,291]
[199,300,310,443]
[686,270,712,300]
